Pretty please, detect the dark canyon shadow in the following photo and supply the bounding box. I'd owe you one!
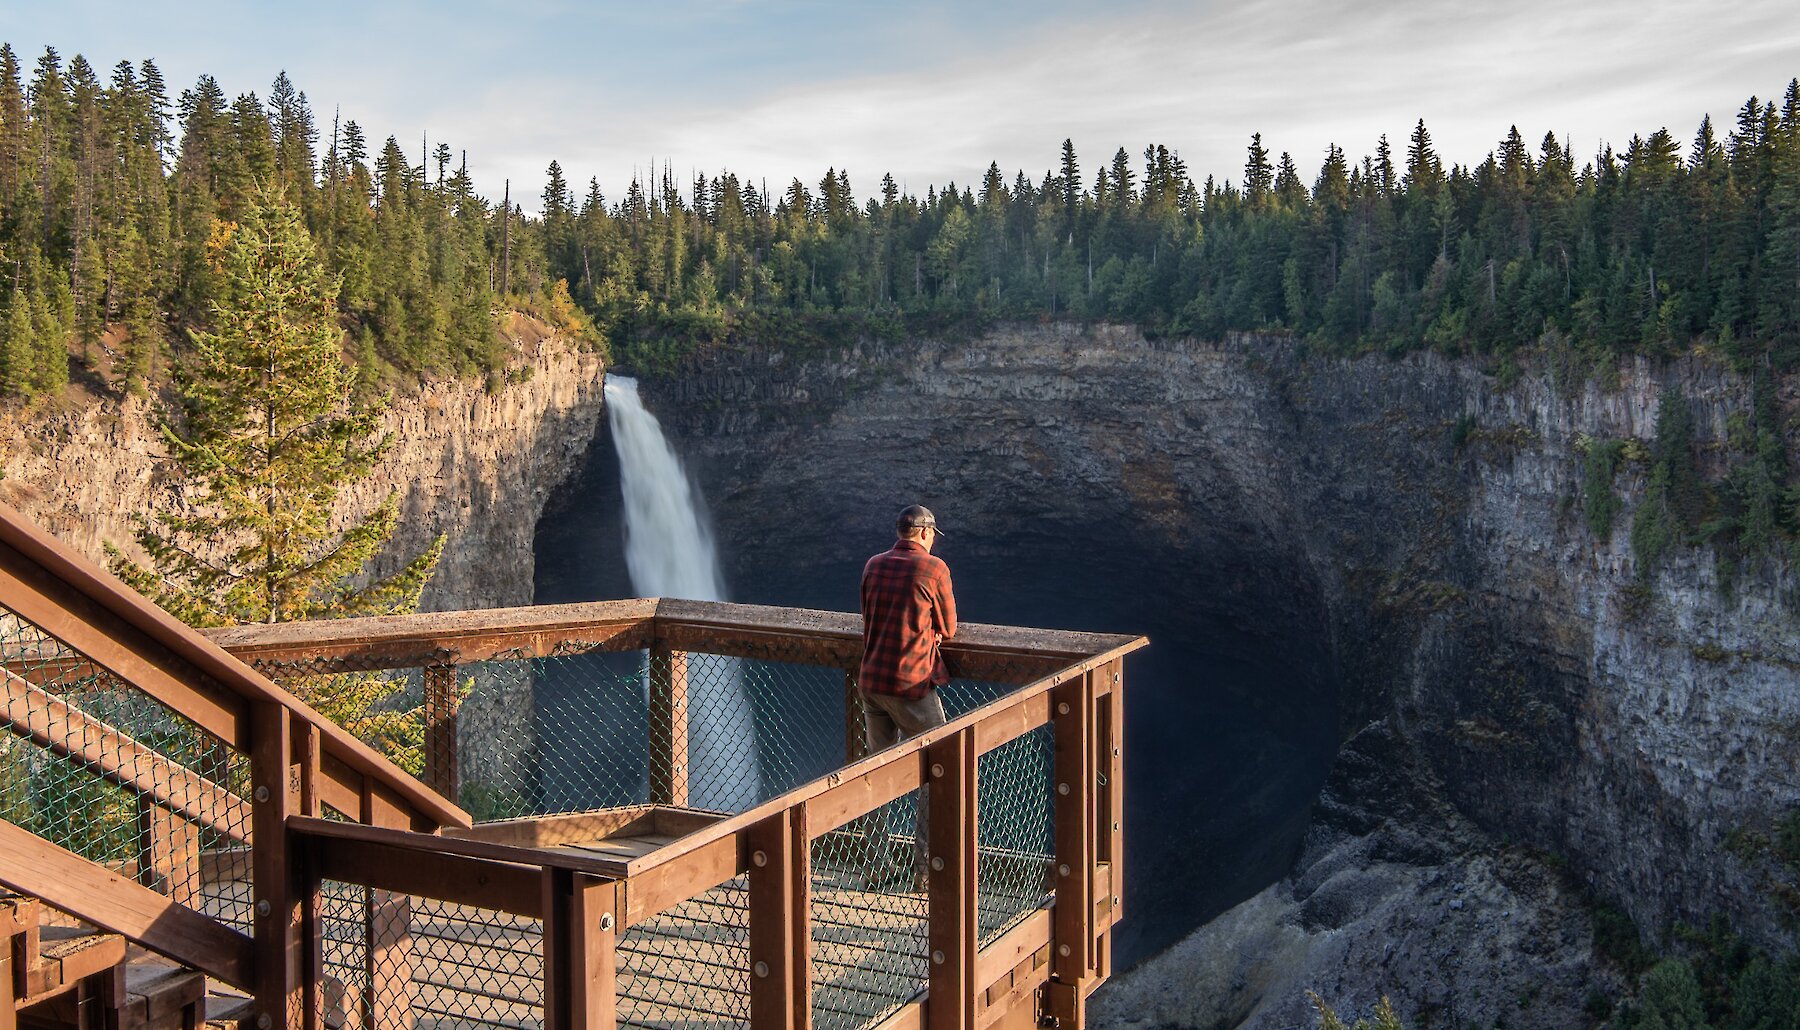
[536,409,1341,970]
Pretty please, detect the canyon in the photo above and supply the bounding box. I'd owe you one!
[543,323,1800,1028]
[10,320,1799,1027]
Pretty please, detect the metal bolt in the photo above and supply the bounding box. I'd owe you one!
[753,961,770,979]
[1114,896,1121,906]
[930,856,945,871]
[1113,672,1121,683]
[1057,944,1071,958]
[930,763,945,779]
[752,850,768,868]
[1058,863,1071,878]
[1056,702,1070,715]
[254,785,270,803]
[256,900,272,917]
[1112,747,1120,756]
[257,1015,273,1030]
[1112,822,1120,831]
[1057,782,1070,796]
[932,950,946,965]
[675,765,685,774]
[599,913,615,931]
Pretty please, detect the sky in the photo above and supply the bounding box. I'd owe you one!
[7,0,1800,214]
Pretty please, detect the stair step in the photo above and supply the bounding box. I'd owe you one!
[201,993,253,1030]
[23,928,126,1001]
[120,959,207,1029]
[0,890,41,939]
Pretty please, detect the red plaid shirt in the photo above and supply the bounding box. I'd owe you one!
[858,539,958,699]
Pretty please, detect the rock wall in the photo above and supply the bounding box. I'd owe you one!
[621,323,1800,1026]
[0,334,608,803]
[1,335,608,613]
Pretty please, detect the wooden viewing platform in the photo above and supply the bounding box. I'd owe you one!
[0,501,1145,1030]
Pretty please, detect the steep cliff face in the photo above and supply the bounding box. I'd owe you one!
[1,333,608,613]
[609,323,1800,1025]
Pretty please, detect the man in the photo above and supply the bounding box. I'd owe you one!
[857,504,958,891]
[859,504,958,747]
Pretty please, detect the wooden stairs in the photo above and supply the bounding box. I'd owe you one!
[3,891,251,1030]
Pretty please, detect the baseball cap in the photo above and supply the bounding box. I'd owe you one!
[896,504,946,537]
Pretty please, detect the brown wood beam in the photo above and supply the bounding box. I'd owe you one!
[311,833,544,919]
[1099,660,1123,926]
[423,665,459,801]
[293,816,632,882]
[364,890,413,1030]
[927,728,978,1030]
[746,808,809,1030]
[543,870,620,1030]
[251,702,300,1030]
[647,648,689,807]
[1049,672,1094,1021]
[203,600,658,667]
[0,817,253,987]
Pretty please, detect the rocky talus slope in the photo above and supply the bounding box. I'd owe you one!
[624,323,1800,1028]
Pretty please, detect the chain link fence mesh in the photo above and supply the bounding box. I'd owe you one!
[0,602,253,932]
[618,874,751,1029]
[232,640,1059,1030]
[317,881,547,1030]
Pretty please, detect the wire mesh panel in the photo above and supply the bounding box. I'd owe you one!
[0,603,252,931]
[319,881,546,1030]
[618,875,751,1030]
[973,726,1054,944]
[808,787,930,1030]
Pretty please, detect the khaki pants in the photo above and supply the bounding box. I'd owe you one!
[857,689,947,890]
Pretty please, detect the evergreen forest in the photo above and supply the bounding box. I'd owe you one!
[1,44,1799,400]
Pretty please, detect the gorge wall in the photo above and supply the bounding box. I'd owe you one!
[586,323,1800,1028]
[0,328,608,613]
[1,329,608,798]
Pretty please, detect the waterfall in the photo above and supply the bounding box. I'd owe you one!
[603,375,761,811]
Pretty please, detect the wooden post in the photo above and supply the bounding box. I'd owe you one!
[1098,661,1123,928]
[747,810,809,1030]
[136,800,203,907]
[543,870,618,1030]
[423,665,460,802]
[0,941,15,1030]
[843,672,868,763]
[648,647,689,807]
[364,892,413,1030]
[1047,673,1094,1030]
[926,728,977,1030]
[251,702,301,1030]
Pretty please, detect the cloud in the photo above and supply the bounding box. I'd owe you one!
[11,0,1799,211]
[478,0,1798,206]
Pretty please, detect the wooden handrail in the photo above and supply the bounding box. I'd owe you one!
[0,500,468,832]
[199,597,1140,685]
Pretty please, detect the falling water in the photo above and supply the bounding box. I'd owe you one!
[603,375,761,810]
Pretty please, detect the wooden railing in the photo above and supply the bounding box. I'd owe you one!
[208,599,1145,1030]
[0,497,1145,1030]
[0,502,469,1030]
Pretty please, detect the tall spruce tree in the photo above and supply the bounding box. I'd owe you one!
[107,185,442,626]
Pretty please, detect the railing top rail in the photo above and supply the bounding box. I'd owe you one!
[201,595,1143,682]
[203,597,658,664]
[0,500,469,830]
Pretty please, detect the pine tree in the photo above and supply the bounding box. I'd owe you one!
[107,186,442,626]
[1243,133,1274,208]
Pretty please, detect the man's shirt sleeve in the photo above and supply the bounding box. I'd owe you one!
[934,560,957,639]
